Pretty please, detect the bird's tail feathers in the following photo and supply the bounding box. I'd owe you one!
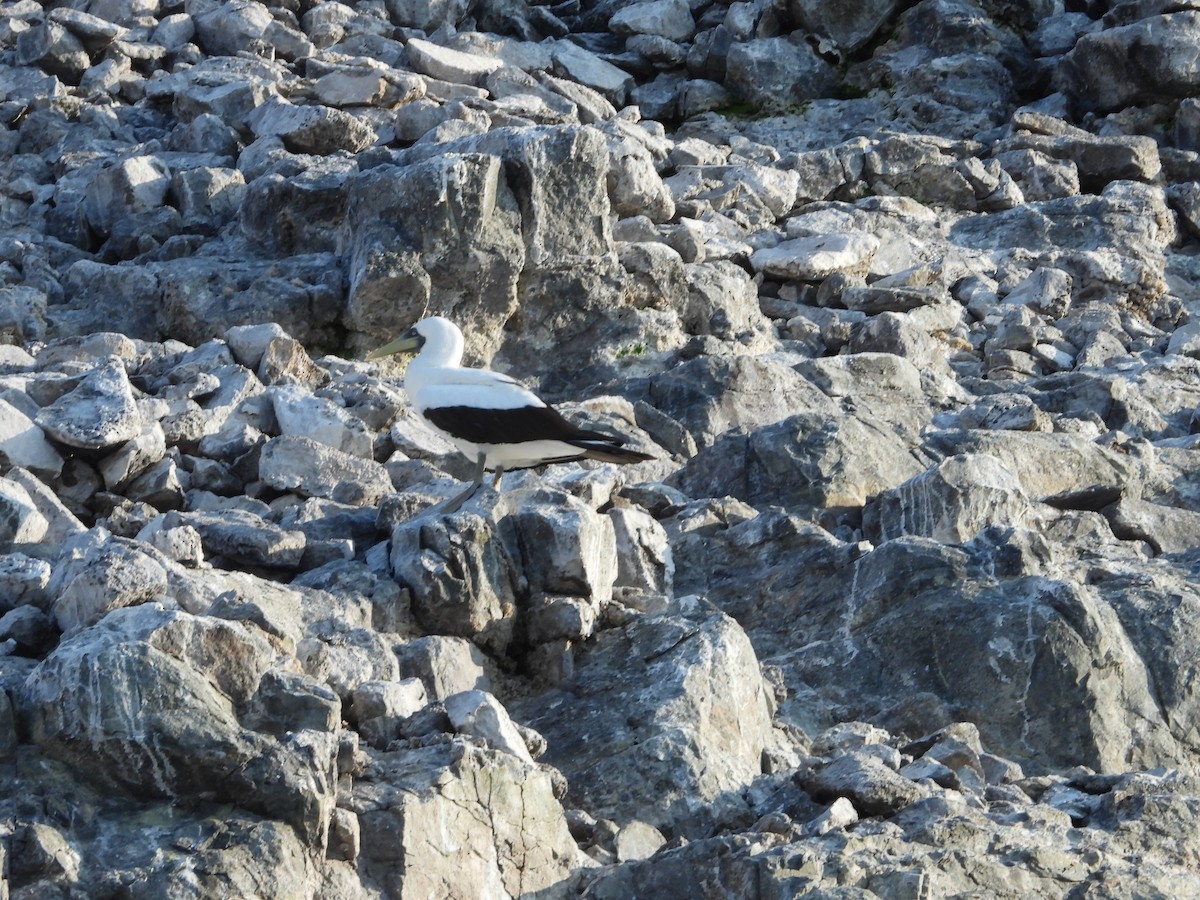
[570,438,654,465]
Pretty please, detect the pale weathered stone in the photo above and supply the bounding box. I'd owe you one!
[393,635,496,701]
[352,741,579,897]
[866,454,1040,545]
[444,689,534,763]
[610,0,694,42]
[5,467,87,545]
[269,385,373,459]
[1057,11,1200,114]
[498,487,617,600]
[0,398,62,479]
[259,434,393,505]
[47,530,169,633]
[349,677,428,723]
[247,96,376,154]
[801,751,928,817]
[10,1,1200,895]
[608,505,673,596]
[98,422,166,491]
[750,233,879,280]
[405,38,503,86]
[0,478,48,548]
[35,359,142,450]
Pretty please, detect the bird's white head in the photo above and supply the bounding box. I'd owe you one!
[367,316,465,367]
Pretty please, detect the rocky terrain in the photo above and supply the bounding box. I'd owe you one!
[4,0,1200,896]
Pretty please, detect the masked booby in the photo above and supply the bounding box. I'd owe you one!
[369,316,653,513]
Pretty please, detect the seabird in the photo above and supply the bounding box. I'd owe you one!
[369,316,653,513]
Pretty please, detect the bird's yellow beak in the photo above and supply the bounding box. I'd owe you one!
[366,330,422,360]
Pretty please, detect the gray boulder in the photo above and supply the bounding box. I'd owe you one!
[47,530,170,634]
[865,453,1042,545]
[514,596,774,837]
[34,358,142,451]
[154,252,345,349]
[724,37,836,112]
[777,541,1187,774]
[391,511,520,658]
[394,635,498,701]
[0,400,62,482]
[670,410,927,517]
[22,605,340,846]
[248,96,377,155]
[789,0,900,53]
[0,479,49,548]
[351,740,579,897]
[922,430,1131,505]
[498,487,617,602]
[627,355,840,449]
[239,160,356,256]
[1057,11,1200,114]
[169,509,307,570]
[342,153,524,359]
[259,434,394,505]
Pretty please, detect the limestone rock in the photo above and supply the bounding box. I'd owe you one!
[342,152,524,359]
[259,434,393,505]
[801,751,928,817]
[790,0,899,53]
[670,410,927,516]
[922,430,1131,505]
[405,38,503,86]
[248,96,376,154]
[34,359,142,450]
[8,0,1200,894]
[865,454,1041,545]
[514,596,774,836]
[22,605,339,846]
[352,741,579,897]
[0,554,52,616]
[390,512,519,658]
[1057,11,1200,114]
[750,233,879,280]
[0,478,49,549]
[0,398,63,480]
[5,467,87,545]
[169,509,306,570]
[724,37,836,112]
[610,0,695,42]
[47,530,170,634]
[498,487,616,600]
[394,635,497,701]
[444,689,535,763]
[269,385,373,459]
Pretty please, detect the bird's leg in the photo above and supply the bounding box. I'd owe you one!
[436,452,486,516]
[491,466,505,491]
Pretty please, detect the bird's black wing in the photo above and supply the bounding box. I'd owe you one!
[424,404,603,445]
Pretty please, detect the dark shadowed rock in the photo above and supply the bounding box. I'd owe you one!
[1056,11,1200,114]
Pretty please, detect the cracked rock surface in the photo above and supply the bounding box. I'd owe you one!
[5,0,1200,897]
